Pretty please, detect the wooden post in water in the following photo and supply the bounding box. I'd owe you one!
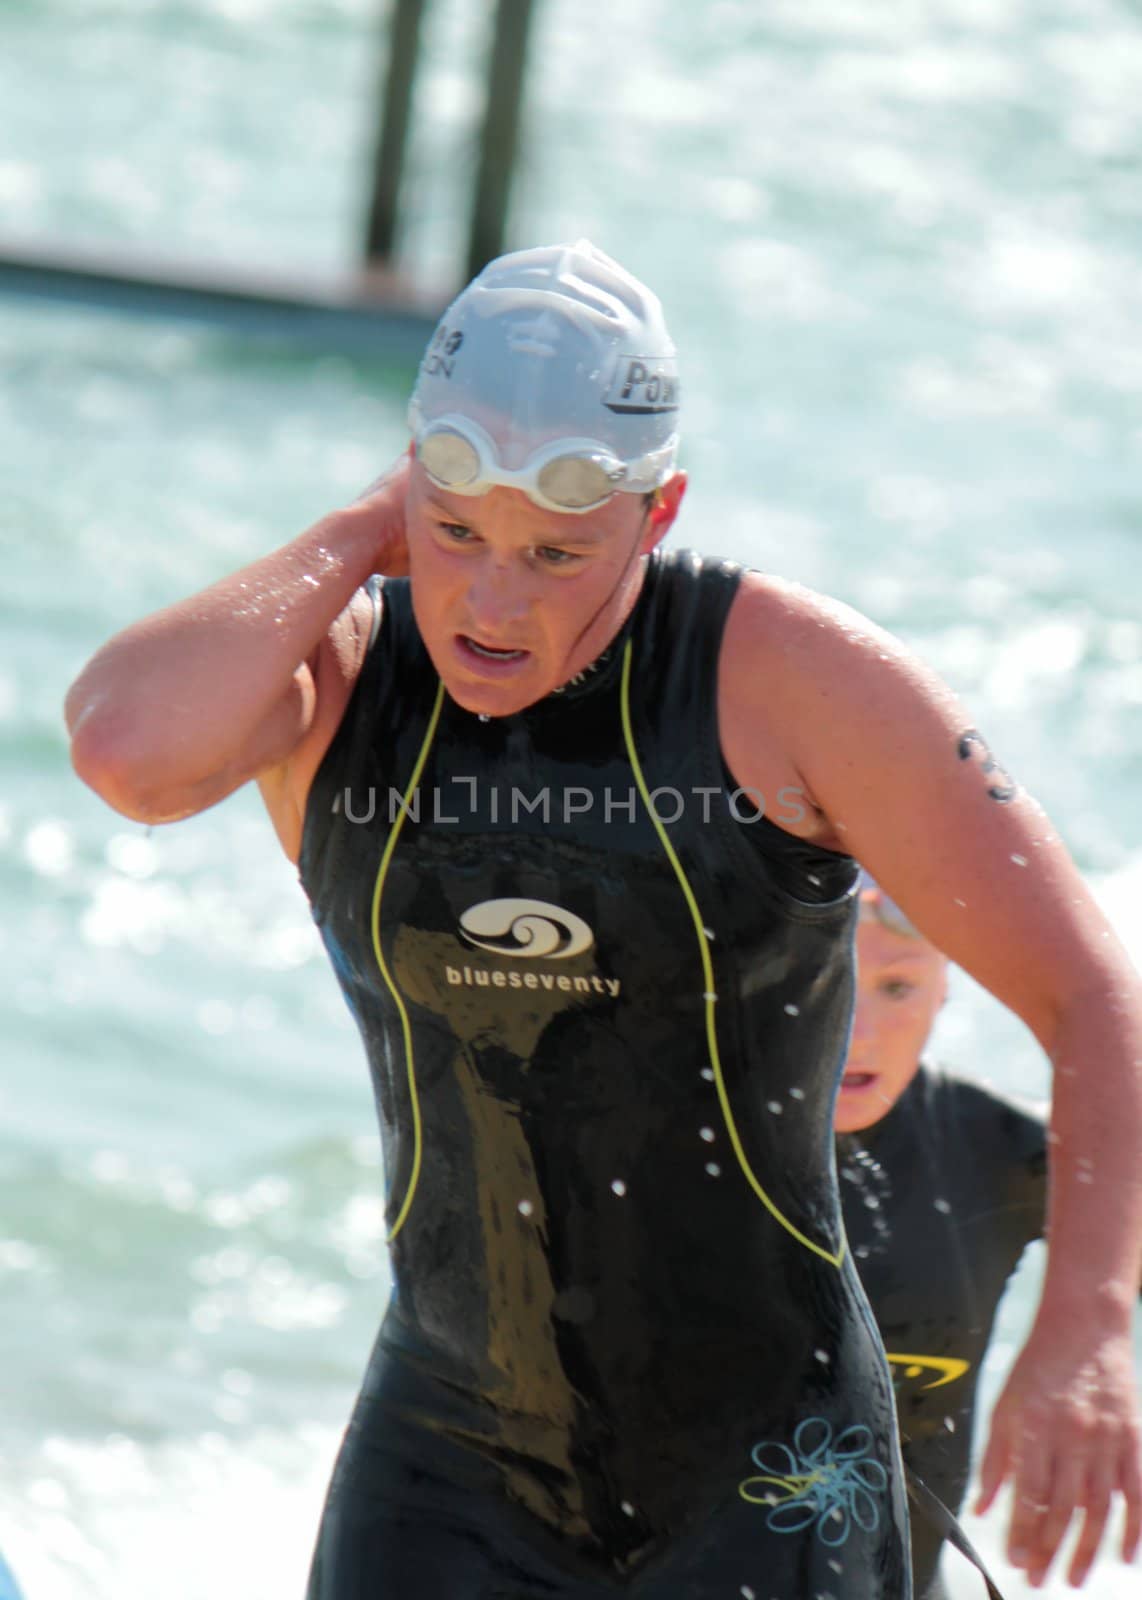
[0,0,540,320]
[365,0,429,266]
[467,0,538,281]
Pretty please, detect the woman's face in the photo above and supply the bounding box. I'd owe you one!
[404,464,682,718]
[835,910,949,1134]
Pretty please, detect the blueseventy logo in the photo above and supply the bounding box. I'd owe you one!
[459,899,594,959]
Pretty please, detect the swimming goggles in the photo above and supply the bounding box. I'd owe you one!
[857,869,921,939]
[409,405,676,515]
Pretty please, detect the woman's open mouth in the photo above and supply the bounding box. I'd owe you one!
[456,634,531,671]
[840,1071,877,1092]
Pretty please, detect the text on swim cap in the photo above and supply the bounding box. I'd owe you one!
[421,325,465,379]
[603,356,680,415]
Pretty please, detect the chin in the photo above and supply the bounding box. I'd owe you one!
[834,1109,878,1136]
[441,673,542,719]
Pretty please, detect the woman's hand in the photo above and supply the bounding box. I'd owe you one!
[976,1314,1142,1587]
[353,452,411,577]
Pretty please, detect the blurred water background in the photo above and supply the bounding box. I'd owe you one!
[1,0,1141,1595]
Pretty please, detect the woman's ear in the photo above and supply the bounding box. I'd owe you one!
[640,470,688,552]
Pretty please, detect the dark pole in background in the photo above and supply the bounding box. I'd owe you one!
[467,0,537,281]
[365,0,428,266]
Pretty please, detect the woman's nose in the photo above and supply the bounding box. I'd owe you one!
[465,557,534,633]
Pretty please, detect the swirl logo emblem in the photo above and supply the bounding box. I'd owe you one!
[739,1417,887,1547]
[458,899,594,960]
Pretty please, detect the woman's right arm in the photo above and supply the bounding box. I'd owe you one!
[65,459,409,836]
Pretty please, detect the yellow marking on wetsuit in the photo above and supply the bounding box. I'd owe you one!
[740,1471,824,1504]
[618,641,844,1269]
[371,680,447,1243]
[885,1353,971,1390]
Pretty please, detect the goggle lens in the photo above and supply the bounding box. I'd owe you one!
[418,429,481,489]
[536,453,625,510]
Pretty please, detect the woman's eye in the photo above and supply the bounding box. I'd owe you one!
[880,979,915,1001]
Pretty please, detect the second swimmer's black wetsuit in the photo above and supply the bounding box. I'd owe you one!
[839,1065,1048,1599]
[300,551,912,1598]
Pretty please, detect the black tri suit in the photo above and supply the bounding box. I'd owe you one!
[839,1066,1048,1599]
[299,550,913,1598]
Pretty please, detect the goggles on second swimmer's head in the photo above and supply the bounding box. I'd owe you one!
[857,868,922,939]
[408,404,677,516]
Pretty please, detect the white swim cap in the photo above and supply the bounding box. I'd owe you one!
[408,240,680,485]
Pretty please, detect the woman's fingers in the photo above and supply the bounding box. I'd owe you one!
[1064,1445,1115,1589]
[1005,1425,1052,1573]
[1117,1424,1142,1568]
[976,1407,1014,1516]
[1026,1448,1084,1587]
